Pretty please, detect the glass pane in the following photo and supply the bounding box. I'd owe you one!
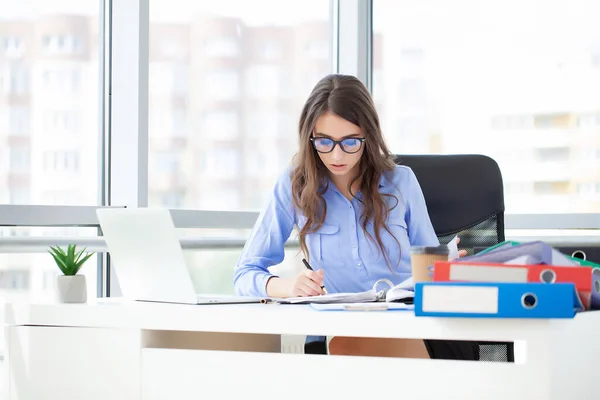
[148,0,332,211]
[373,0,600,214]
[187,249,303,295]
[0,2,102,206]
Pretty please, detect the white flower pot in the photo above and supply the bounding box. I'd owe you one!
[56,275,87,304]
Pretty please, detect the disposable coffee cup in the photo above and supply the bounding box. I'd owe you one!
[410,245,449,283]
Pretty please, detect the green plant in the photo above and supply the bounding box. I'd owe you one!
[48,244,94,276]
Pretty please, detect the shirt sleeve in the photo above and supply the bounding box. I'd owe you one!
[404,167,440,247]
[233,167,296,297]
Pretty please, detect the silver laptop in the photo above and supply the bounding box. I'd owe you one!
[96,207,263,305]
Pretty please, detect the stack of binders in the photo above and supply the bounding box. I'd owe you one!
[414,241,600,319]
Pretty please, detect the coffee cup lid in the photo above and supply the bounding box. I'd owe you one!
[410,245,449,255]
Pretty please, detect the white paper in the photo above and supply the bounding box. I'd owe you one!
[310,302,414,311]
[276,290,383,304]
[447,235,459,260]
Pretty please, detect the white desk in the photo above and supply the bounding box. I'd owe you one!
[4,300,600,400]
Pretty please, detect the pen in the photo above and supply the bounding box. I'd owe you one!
[301,258,328,294]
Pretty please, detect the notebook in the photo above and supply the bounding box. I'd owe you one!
[274,237,460,305]
[274,278,415,304]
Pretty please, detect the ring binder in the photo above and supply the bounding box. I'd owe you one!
[540,269,556,284]
[372,279,394,294]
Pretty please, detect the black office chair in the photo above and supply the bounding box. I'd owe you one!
[396,154,513,362]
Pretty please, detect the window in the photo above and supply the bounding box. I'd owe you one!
[201,148,239,179]
[42,68,80,92]
[9,188,30,204]
[261,41,281,60]
[0,270,30,290]
[2,35,23,57]
[535,147,570,163]
[172,108,187,137]
[2,63,29,94]
[9,107,30,136]
[44,110,79,134]
[305,40,328,60]
[204,37,239,57]
[43,151,80,172]
[201,110,239,140]
[148,0,331,213]
[42,35,82,54]
[205,70,239,100]
[373,0,600,213]
[154,150,181,174]
[245,65,280,98]
[9,146,30,173]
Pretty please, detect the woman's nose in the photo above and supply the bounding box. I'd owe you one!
[331,143,345,160]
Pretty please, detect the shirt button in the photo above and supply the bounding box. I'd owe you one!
[357,262,361,267]
[349,205,352,209]
[353,244,357,249]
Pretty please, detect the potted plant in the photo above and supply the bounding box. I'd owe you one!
[48,244,94,303]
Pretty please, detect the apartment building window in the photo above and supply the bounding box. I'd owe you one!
[0,270,30,290]
[2,63,29,94]
[155,150,180,174]
[44,110,79,133]
[491,115,535,130]
[42,34,82,54]
[9,107,30,136]
[305,40,328,60]
[261,41,281,60]
[43,270,58,291]
[204,38,239,58]
[9,146,30,173]
[202,148,238,179]
[247,111,278,138]
[535,147,570,162]
[2,36,23,57]
[42,68,80,92]
[205,70,239,100]
[245,65,280,98]
[172,63,188,95]
[160,192,184,208]
[199,189,240,210]
[201,110,238,139]
[172,108,187,137]
[9,188,30,204]
[43,151,80,172]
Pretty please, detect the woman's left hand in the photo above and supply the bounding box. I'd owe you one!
[456,237,467,258]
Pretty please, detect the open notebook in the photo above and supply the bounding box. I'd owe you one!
[274,236,458,305]
[274,278,415,304]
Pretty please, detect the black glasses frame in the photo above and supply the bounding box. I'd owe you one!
[310,137,366,154]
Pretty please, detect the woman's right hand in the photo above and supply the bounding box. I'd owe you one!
[290,269,325,297]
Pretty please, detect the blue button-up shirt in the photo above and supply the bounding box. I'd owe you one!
[234,165,439,297]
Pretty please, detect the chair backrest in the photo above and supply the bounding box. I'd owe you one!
[394,154,505,255]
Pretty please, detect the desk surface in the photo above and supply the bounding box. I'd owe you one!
[6,299,599,342]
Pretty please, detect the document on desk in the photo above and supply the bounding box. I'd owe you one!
[310,302,414,311]
[276,290,384,304]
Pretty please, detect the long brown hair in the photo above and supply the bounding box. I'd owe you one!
[291,74,400,269]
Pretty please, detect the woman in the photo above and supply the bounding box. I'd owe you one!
[233,74,478,360]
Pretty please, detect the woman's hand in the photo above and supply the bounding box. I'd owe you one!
[456,236,467,258]
[290,269,325,297]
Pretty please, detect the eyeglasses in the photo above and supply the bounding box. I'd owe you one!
[310,137,366,154]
